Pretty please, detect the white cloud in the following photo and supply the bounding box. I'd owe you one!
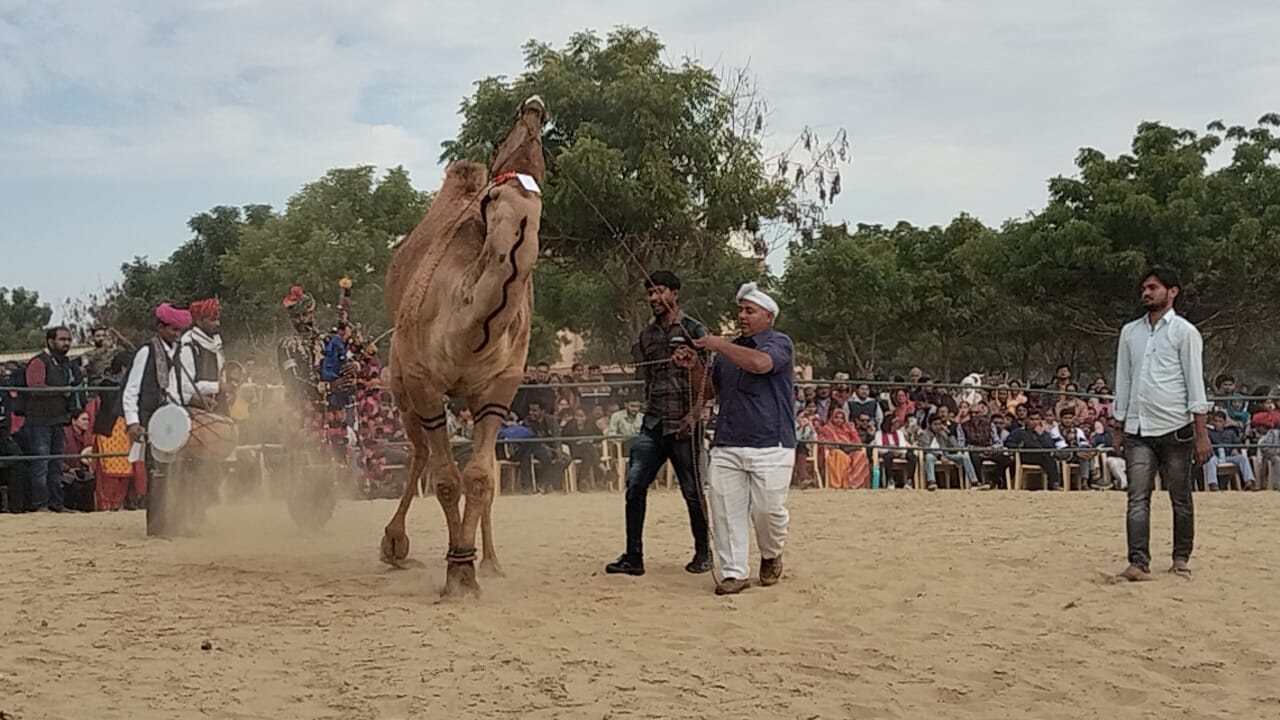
[2,0,1278,303]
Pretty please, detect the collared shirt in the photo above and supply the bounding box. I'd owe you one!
[606,409,644,439]
[710,327,796,449]
[1113,309,1211,437]
[635,312,708,435]
[122,338,178,427]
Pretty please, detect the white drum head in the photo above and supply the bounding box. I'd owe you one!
[148,404,191,455]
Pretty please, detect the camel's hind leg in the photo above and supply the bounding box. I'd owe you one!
[463,375,522,580]
[380,410,431,564]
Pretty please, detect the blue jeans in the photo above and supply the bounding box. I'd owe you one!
[925,452,977,485]
[1125,426,1195,569]
[623,425,709,558]
[24,423,65,511]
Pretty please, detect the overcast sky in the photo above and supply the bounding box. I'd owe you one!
[2,0,1277,313]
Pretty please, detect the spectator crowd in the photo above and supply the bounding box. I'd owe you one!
[3,326,1279,514]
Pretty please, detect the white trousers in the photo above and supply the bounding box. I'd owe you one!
[706,446,795,580]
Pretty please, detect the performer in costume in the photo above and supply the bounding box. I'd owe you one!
[278,285,326,442]
[122,302,189,536]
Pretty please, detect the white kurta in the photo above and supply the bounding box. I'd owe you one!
[121,339,178,462]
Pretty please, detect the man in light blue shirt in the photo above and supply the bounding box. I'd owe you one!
[1111,267,1212,581]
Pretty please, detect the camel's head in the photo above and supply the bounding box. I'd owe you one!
[489,95,547,186]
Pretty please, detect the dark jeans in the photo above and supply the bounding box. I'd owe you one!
[23,423,65,511]
[516,442,565,492]
[623,425,709,558]
[877,449,918,488]
[971,451,1014,488]
[1017,452,1062,490]
[1125,425,1195,570]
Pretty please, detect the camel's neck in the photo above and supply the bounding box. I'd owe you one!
[464,209,540,354]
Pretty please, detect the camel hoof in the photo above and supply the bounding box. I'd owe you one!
[478,557,505,578]
[380,529,410,566]
[441,561,481,600]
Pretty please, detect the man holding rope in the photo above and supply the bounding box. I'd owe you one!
[675,282,795,595]
[604,270,712,577]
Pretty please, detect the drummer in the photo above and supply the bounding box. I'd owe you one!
[173,297,227,528]
[122,302,189,536]
[175,298,226,412]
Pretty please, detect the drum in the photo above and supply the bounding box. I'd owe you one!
[184,408,239,461]
[147,404,239,463]
[147,404,191,463]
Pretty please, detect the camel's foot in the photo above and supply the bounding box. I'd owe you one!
[380,526,410,566]
[441,561,481,599]
[478,555,505,578]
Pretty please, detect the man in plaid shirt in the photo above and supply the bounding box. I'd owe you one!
[605,270,712,577]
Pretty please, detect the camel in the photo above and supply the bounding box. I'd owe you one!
[380,95,547,598]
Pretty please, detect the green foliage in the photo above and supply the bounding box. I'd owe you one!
[441,27,836,360]
[782,116,1280,383]
[221,165,430,338]
[0,287,53,352]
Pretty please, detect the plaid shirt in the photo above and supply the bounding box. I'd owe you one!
[634,312,708,436]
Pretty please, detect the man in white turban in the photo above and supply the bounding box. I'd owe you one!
[673,281,796,595]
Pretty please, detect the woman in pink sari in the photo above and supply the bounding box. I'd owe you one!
[819,408,870,489]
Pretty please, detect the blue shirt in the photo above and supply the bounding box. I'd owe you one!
[710,327,797,449]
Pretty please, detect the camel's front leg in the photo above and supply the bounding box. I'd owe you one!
[464,376,522,579]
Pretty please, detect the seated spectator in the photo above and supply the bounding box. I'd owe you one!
[1205,410,1255,490]
[793,410,819,488]
[872,415,918,489]
[1055,385,1089,426]
[606,399,643,447]
[1052,407,1099,490]
[920,412,982,491]
[847,383,884,427]
[516,400,566,493]
[561,407,607,490]
[1250,398,1280,435]
[964,401,1013,488]
[818,409,869,489]
[62,410,96,511]
[1259,427,1279,490]
[890,388,915,426]
[1091,425,1126,490]
[1004,409,1063,490]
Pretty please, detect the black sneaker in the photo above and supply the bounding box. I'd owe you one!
[685,554,713,574]
[605,554,645,576]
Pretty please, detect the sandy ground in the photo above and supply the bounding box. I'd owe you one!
[3,486,1279,720]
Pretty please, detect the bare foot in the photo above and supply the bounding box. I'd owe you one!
[1169,559,1191,579]
[478,556,505,578]
[380,526,410,566]
[1115,564,1152,582]
[441,561,481,600]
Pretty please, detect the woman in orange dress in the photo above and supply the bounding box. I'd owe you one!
[818,408,870,489]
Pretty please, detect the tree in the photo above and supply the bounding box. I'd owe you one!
[0,287,53,352]
[220,165,431,340]
[89,205,274,340]
[441,27,847,361]
[973,117,1280,374]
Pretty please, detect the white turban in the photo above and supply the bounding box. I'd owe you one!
[736,281,779,317]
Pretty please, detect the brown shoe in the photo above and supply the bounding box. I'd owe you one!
[1169,559,1191,579]
[714,577,750,595]
[759,556,783,586]
[1116,564,1152,582]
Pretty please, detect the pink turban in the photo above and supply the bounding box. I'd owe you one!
[155,302,192,329]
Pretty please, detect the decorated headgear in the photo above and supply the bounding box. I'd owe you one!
[190,298,221,322]
[155,302,192,329]
[282,285,316,317]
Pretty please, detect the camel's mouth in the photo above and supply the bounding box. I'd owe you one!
[519,95,547,124]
